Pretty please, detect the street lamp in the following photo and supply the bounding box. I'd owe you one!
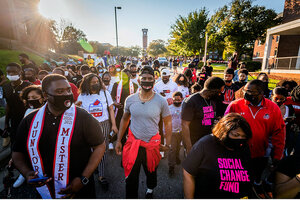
[199,32,204,61]
[114,6,122,57]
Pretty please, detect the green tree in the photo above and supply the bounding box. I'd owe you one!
[60,24,87,54]
[51,19,87,54]
[147,39,167,57]
[207,0,282,59]
[168,8,209,56]
[128,46,142,57]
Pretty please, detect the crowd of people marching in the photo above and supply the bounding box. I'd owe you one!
[1,52,300,198]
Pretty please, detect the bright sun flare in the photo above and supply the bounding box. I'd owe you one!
[38,0,63,20]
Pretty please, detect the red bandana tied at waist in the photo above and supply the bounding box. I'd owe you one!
[122,128,161,178]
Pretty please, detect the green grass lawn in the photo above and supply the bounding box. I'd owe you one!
[0,49,45,72]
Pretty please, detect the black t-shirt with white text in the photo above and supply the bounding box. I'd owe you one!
[182,134,252,199]
[13,106,105,198]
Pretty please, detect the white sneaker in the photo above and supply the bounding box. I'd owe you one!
[13,174,25,188]
[109,143,114,150]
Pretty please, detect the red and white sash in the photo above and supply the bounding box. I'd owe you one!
[27,103,76,199]
[115,80,134,117]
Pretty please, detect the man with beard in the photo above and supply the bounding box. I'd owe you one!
[225,80,285,198]
[115,66,172,198]
[12,74,106,198]
[154,68,178,105]
[221,68,240,111]
[182,77,225,153]
[154,68,178,153]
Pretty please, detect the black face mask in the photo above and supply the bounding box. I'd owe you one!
[103,80,110,85]
[276,101,284,107]
[244,93,259,105]
[240,80,246,83]
[140,81,154,92]
[263,82,269,90]
[223,134,248,151]
[178,81,184,85]
[173,102,182,107]
[225,80,232,84]
[28,99,43,109]
[47,93,74,111]
[91,84,101,92]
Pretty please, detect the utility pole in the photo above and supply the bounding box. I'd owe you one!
[203,33,208,64]
[114,6,121,56]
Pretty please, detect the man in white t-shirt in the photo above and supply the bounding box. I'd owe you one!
[154,68,178,105]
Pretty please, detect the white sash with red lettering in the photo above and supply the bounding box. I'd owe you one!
[115,80,134,117]
[27,103,76,199]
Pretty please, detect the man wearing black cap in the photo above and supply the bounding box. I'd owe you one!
[222,68,239,107]
[115,66,172,198]
[182,77,225,153]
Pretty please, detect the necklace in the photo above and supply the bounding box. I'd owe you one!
[203,98,211,106]
[12,81,23,93]
[139,91,154,103]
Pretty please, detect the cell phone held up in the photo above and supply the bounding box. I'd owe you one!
[28,176,49,183]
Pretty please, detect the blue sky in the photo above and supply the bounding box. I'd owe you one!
[39,0,285,48]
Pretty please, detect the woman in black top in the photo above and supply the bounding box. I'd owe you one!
[183,113,253,199]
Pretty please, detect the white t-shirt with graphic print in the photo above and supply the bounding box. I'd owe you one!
[78,90,113,122]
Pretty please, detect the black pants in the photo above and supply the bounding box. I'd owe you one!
[126,147,157,198]
[168,132,182,167]
[251,157,268,183]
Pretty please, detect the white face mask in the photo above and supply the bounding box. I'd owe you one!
[116,68,121,72]
[64,71,69,76]
[7,75,20,81]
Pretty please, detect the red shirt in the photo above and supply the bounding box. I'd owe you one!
[33,79,41,85]
[69,82,79,101]
[284,97,300,125]
[225,98,285,160]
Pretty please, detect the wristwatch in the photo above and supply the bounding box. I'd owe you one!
[80,176,89,185]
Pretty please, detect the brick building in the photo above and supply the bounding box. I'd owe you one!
[257,0,300,73]
[253,35,280,62]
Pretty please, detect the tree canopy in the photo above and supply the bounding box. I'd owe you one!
[147,39,167,57]
[168,8,209,56]
[206,0,282,59]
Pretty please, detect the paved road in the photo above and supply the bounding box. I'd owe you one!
[0,147,185,199]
